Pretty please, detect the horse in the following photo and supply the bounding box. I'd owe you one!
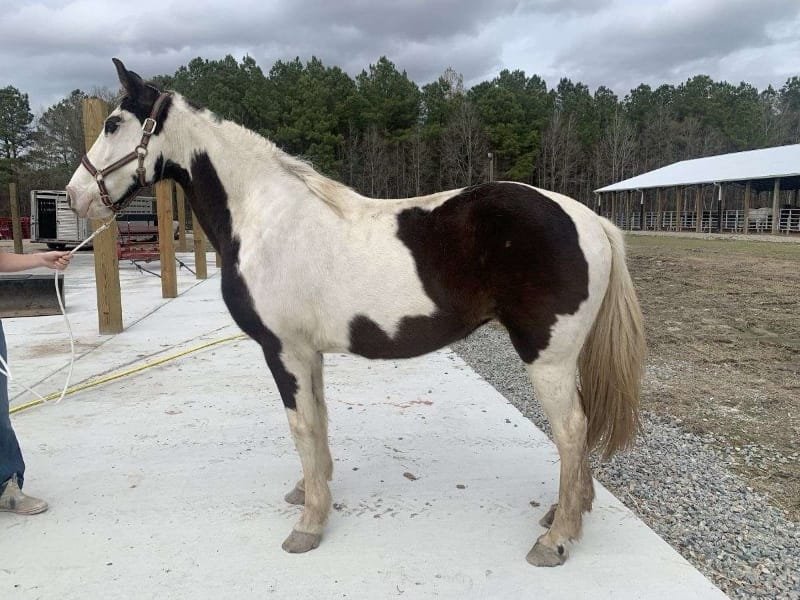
[748,207,772,233]
[66,59,645,567]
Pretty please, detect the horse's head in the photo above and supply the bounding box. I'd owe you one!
[67,59,172,219]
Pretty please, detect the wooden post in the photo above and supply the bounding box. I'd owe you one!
[9,182,23,254]
[743,181,751,234]
[639,190,645,230]
[215,251,221,268]
[191,210,208,280]
[611,192,617,227]
[156,180,178,298]
[696,186,702,233]
[175,182,188,252]
[625,190,631,230]
[82,97,123,334]
[656,188,663,231]
[717,184,724,233]
[772,178,781,234]
[675,187,682,231]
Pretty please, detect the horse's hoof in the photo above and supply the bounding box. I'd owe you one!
[282,530,321,554]
[284,486,305,506]
[526,540,567,567]
[539,504,558,528]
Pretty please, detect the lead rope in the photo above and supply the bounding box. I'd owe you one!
[0,219,114,405]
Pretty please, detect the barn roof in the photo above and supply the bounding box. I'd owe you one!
[595,143,800,193]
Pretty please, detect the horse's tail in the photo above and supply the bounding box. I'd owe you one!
[578,218,646,459]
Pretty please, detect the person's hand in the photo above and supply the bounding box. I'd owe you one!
[39,251,71,271]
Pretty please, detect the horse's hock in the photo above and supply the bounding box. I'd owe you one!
[0,273,64,318]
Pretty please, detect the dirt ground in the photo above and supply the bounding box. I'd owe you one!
[625,233,799,520]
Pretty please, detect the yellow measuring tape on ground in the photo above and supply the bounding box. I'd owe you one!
[10,333,246,415]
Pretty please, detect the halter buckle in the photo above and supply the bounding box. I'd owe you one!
[142,118,157,135]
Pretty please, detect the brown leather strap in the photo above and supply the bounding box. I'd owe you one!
[79,92,172,212]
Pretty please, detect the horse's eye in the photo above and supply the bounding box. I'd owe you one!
[104,117,121,134]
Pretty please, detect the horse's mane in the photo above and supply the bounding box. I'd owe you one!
[271,148,353,217]
[172,92,353,217]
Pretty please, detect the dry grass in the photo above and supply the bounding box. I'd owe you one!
[625,234,800,519]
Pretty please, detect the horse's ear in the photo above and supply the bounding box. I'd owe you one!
[113,58,147,100]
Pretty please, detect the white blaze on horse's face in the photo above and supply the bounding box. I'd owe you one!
[67,107,149,219]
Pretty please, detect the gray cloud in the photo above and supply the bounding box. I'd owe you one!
[556,0,800,92]
[0,0,797,114]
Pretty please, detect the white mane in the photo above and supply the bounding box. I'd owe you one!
[173,93,354,217]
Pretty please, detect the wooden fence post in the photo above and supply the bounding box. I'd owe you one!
[82,97,123,334]
[9,182,23,254]
[191,210,208,280]
[156,180,177,298]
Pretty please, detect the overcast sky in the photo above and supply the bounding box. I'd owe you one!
[1,0,799,114]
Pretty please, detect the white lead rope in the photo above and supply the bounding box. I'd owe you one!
[1,219,114,405]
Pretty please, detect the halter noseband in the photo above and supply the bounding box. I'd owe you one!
[80,92,172,213]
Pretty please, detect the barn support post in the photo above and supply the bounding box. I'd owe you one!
[611,192,617,227]
[696,185,703,233]
[9,182,23,254]
[675,187,682,231]
[82,97,123,334]
[743,181,751,234]
[625,190,632,230]
[772,178,781,234]
[191,209,208,280]
[717,184,724,233]
[656,188,663,231]
[176,182,188,252]
[639,190,645,230]
[156,180,178,298]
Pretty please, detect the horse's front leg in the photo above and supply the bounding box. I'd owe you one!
[264,346,333,553]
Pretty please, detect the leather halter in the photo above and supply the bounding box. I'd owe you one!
[80,92,172,213]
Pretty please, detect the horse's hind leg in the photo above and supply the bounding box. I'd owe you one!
[523,360,594,567]
[538,451,594,529]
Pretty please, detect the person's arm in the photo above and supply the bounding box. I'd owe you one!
[0,251,71,273]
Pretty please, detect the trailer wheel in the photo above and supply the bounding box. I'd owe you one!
[47,243,67,250]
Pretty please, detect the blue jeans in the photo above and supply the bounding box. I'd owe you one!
[0,320,26,493]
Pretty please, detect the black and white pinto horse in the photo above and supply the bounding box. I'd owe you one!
[67,60,645,567]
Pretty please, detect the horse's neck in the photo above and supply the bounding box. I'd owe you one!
[167,103,306,253]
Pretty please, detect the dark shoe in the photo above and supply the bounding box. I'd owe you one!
[0,476,48,515]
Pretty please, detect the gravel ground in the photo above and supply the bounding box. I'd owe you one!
[451,325,800,600]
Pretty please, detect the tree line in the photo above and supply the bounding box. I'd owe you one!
[2,54,800,216]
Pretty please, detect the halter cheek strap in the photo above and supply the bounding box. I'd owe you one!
[80,92,172,213]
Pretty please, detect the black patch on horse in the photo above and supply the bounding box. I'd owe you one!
[161,151,299,409]
[348,182,589,364]
[120,89,172,135]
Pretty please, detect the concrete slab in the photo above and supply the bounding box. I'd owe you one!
[1,255,728,599]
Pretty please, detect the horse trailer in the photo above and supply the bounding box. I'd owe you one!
[30,190,166,249]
